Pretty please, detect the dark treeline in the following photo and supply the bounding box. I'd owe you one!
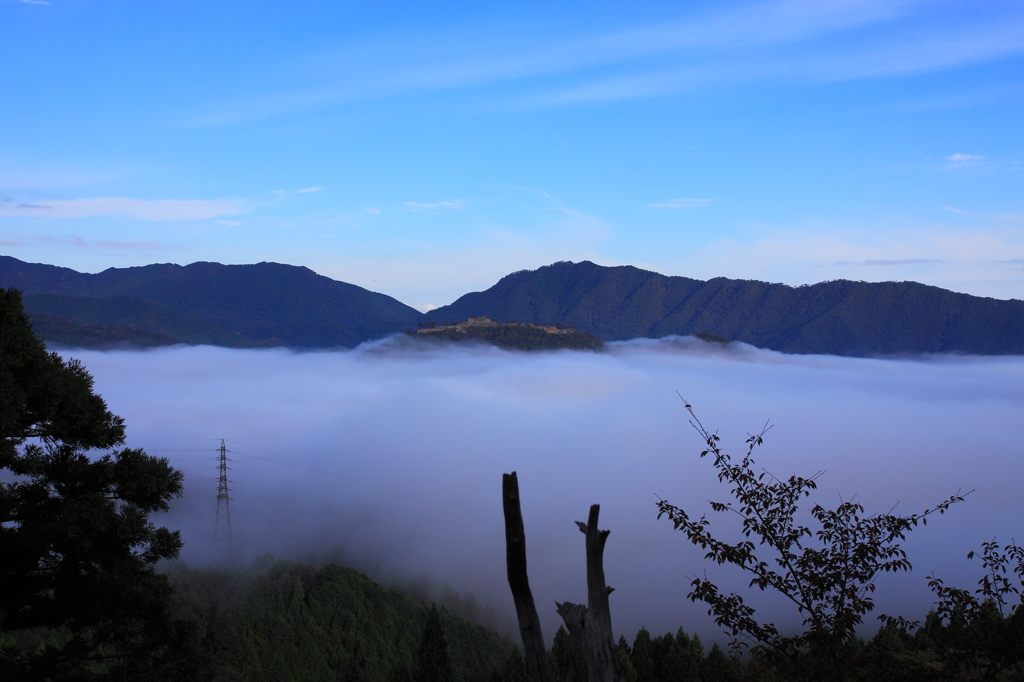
[166,556,1024,682]
[165,558,514,682]
[552,617,1024,682]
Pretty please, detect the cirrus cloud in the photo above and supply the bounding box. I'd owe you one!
[0,197,246,222]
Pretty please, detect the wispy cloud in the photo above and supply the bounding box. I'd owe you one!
[364,208,381,215]
[942,206,1024,227]
[0,197,245,221]
[886,83,1024,112]
[89,239,167,250]
[37,235,168,250]
[182,0,1024,125]
[404,200,464,211]
[866,258,943,266]
[527,18,1024,107]
[943,153,986,168]
[296,187,324,193]
[0,166,122,189]
[647,198,717,209]
[833,258,944,266]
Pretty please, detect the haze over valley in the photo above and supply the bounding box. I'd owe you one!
[4,1,1024,677]
[63,336,1024,644]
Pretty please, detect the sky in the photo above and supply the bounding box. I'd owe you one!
[69,338,1024,644]
[2,0,1024,311]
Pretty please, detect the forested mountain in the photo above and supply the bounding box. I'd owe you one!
[424,261,1024,355]
[0,256,421,348]
[4,255,1024,355]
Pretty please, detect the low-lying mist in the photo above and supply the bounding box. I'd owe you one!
[64,336,1024,645]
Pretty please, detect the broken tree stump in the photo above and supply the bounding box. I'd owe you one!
[554,505,626,682]
[503,472,555,682]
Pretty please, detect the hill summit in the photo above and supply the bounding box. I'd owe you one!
[424,260,1024,356]
[411,316,604,350]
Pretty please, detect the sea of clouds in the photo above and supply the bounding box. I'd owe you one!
[65,336,1024,645]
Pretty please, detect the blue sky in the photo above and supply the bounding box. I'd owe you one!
[2,0,1023,311]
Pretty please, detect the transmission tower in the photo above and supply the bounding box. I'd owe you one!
[214,439,234,565]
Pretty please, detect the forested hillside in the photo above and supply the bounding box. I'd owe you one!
[424,261,1024,355]
[410,317,604,350]
[0,256,421,348]
[24,293,265,347]
[5,255,1024,355]
[164,559,981,682]
[166,559,514,682]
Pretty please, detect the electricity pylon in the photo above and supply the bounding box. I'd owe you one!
[214,439,234,566]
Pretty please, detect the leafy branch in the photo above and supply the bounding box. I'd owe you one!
[656,398,967,680]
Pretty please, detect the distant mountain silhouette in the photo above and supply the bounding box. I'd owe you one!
[423,260,1024,355]
[0,256,421,348]
[4,256,1023,355]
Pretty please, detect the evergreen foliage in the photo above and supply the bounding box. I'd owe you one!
[419,604,456,682]
[165,558,514,682]
[503,646,531,682]
[550,625,587,682]
[0,288,186,680]
[630,627,654,682]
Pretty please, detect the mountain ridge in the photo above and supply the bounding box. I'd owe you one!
[3,255,1023,356]
[0,256,421,348]
[423,260,1024,356]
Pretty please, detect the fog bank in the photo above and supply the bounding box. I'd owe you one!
[64,336,1024,644]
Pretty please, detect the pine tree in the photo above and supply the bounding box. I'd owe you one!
[417,604,454,682]
[549,625,587,682]
[631,628,654,682]
[703,644,736,682]
[0,288,185,680]
[503,646,530,682]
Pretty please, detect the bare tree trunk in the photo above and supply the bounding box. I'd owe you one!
[503,472,555,682]
[555,505,625,682]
